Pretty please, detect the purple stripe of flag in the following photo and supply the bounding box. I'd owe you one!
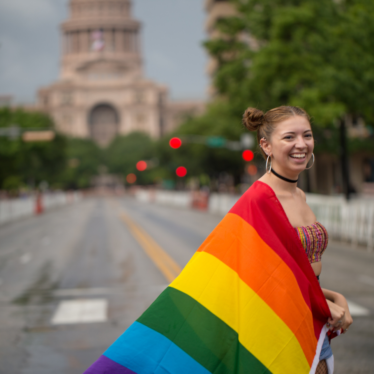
[83,355,137,374]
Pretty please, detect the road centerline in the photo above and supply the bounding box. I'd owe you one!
[119,212,182,283]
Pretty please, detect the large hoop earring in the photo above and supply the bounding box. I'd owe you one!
[305,153,315,170]
[266,155,272,173]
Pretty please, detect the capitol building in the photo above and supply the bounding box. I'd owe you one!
[38,0,204,146]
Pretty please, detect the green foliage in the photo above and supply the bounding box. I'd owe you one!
[153,102,256,184]
[0,107,67,189]
[59,138,102,189]
[104,132,155,184]
[205,0,374,128]
[2,175,23,192]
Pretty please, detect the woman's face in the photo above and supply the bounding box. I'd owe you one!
[262,116,314,176]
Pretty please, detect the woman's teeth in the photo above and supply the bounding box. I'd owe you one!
[290,154,306,159]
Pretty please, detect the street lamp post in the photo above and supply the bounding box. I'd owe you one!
[340,118,351,200]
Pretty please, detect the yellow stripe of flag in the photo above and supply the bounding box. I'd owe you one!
[170,251,311,374]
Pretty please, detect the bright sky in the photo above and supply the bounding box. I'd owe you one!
[0,0,208,104]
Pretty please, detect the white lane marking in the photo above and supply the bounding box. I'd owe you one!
[359,275,374,287]
[20,253,32,264]
[347,300,370,316]
[51,299,107,325]
[54,288,113,297]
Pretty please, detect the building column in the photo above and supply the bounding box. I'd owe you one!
[71,32,76,53]
[128,30,133,52]
[103,29,110,51]
[134,31,139,53]
[86,30,91,52]
[115,29,122,52]
[124,30,129,51]
[79,30,85,53]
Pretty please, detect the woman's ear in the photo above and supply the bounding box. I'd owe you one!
[260,137,271,157]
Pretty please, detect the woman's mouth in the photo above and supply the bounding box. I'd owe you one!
[290,153,306,160]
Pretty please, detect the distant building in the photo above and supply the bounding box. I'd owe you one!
[38,0,204,146]
[0,95,13,108]
[205,0,237,96]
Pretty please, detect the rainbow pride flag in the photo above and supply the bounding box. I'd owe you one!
[84,181,331,374]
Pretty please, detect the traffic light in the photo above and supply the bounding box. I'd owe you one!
[247,165,258,176]
[169,137,182,149]
[136,161,147,171]
[242,150,254,162]
[126,173,137,184]
[176,166,187,177]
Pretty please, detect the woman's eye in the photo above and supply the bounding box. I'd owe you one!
[305,134,313,138]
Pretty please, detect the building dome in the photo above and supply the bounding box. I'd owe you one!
[38,0,204,146]
[60,0,142,82]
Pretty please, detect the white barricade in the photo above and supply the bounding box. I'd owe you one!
[208,193,240,215]
[0,192,82,226]
[306,194,374,251]
[134,190,192,208]
[134,189,374,250]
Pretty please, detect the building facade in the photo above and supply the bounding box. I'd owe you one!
[205,0,237,82]
[38,0,204,146]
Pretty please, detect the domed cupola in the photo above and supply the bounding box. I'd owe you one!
[60,0,142,81]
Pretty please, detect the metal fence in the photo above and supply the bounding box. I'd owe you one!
[306,194,374,251]
[0,192,82,226]
[135,189,374,251]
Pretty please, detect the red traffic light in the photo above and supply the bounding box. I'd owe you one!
[176,166,187,177]
[169,137,182,149]
[247,165,258,176]
[242,150,254,162]
[126,173,137,184]
[136,161,147,171]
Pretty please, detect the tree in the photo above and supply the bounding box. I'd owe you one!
[104,132,155,185]
[154,102,256,188]
[59,138,102,189]
[205,0,374,196]
[0,107,67,190]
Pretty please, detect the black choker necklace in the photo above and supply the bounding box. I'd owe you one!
[271,168,298,183]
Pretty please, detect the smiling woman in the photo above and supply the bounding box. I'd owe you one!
[242,106,353,374]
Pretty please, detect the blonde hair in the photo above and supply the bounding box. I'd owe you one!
[242,105,311,159]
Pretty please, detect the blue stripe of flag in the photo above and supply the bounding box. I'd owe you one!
[104,321,211,374]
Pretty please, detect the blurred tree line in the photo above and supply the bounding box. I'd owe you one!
[0,107,101,192]
[204,0,374,149]
[1,0,373,193]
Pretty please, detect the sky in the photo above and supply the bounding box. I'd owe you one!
[0,0,208,104]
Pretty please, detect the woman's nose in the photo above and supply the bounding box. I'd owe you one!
[295,136,307,148]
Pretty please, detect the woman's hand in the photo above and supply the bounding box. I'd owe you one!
[323,288,353,333]
[333,293,353,333]
[326,299,346,331]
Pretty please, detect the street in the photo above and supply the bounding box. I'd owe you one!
[0,197,373,374]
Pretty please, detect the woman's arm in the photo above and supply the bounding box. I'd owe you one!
[322,288,353,333]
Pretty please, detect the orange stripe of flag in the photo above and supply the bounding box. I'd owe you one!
[197,213,317,365]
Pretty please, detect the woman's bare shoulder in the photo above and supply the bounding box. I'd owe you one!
[297,187,307,201]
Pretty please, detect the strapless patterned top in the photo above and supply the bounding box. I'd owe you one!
[294,222,328,263]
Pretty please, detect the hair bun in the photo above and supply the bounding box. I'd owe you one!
[242,107,264,132]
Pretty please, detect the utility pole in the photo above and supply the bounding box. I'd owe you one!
[339,118,350,200]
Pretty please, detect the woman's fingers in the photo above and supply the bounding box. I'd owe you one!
[341,313,353,332]
[329,310,345,325]
[327,302,346,331]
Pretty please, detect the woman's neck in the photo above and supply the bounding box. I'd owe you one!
[260,168,299,195]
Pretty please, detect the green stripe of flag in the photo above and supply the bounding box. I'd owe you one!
[138,287,271,374]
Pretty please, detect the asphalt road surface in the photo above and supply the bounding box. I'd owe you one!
[0,197,373,374]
